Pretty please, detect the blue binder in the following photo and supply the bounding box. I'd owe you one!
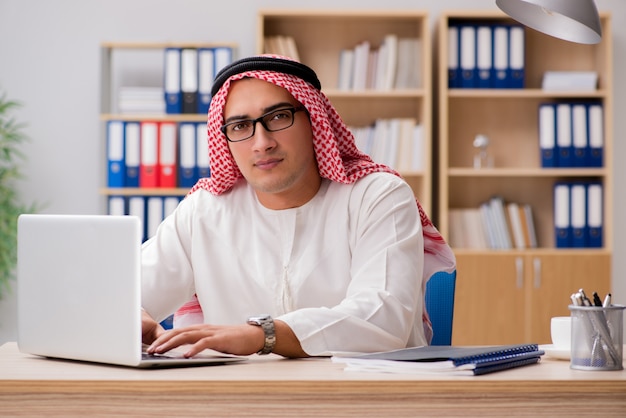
[447,25,460,88]
[459,25,477,88]
[586,183,603,248]
[164,48,182,114]
[178,122,198,188]
[124,121,140,187]
[538,103,557,168]
[196,122,211,179]
[181,48,198,114]
[556,103,573,167]
[587,103,604,167]
[197,47,215,114]
[508,25,525,88]
[571,103,589,167]
[106,121,125,188]
[554,182,571,248]
[570,183,587,247]
[476,25,492,88]
[492,25,509,89]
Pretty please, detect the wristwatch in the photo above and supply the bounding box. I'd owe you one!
[247,314,276,355]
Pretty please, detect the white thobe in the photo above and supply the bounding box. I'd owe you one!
[141,172,426,356]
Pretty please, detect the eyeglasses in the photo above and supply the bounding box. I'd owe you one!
[221,106,307,143]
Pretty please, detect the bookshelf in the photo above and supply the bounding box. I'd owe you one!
[99,42,236,238]
[438,11,613,345]
[258,9,433,215]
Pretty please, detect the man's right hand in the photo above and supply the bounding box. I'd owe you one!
[141,308,165,345]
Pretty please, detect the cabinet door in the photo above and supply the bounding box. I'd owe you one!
[527,253,611,344]
[452,253,527,345]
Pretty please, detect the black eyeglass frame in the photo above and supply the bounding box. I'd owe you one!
[221,106,307,143]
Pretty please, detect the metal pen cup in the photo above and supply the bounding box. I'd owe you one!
[569,304,625,371]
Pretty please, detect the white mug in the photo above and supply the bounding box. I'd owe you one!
[551,316,572,348]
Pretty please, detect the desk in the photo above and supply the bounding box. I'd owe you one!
[1,342,625,417]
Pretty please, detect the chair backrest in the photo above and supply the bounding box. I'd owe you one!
[424,270,457,346]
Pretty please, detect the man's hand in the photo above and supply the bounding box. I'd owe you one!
[141,309,165,345]
[145,319,308,358]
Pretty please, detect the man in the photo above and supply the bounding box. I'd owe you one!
[142,56,455,359]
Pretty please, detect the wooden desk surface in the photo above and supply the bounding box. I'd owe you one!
[1,342,625,417]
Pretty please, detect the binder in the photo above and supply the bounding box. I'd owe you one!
[538,103,557,168]
[587,103,604,167]
[335,344,543,376]
[492,25,509,89]
[106,121,125,188]
[158,122,177,188]
[459,25,476,88]
[196,122,210,178]
[554,182,571,248]
[508,25,525,88]
[475,25,492,88]
[164,48,182,114]
[571,103,589,167]
[140,121,159,188]
[124,121,141,187]
[213,46,233,80]
[181,48,198,114]
[556,103,573,167]
[570,183,587,247]
[587,183,603,248]
[163,196,181,219]
[107,196,126,216]
[146,196,164,239]
[128,196,146,242]
[447,25,460,88]
[197,47,215,114]
[178,122,197,188]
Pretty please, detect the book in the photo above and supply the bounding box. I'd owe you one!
[332,344,543,376]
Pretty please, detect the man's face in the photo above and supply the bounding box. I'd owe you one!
[223,78,321,209]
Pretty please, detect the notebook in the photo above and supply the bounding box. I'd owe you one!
[332,344,544,375]
[16,214,246,368]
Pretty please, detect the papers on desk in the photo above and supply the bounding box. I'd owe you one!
[332,344,544,376]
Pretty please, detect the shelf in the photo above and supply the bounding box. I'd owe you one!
[448,168,606,177]
[100,188,189,196]
[100,114,207,122]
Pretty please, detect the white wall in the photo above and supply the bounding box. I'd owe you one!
[0,0,624,343]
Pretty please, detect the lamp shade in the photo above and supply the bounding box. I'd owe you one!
[495,0,602,44]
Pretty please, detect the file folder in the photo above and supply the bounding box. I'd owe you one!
[158,122,177,188]
[476,25,492,88]
[163,196,181,219]
[492,25,509,89]
[508,25,525,88]
[197,48,215,114]
[554,182,571,248]
[587,103,604,167]
[128,196,146,242]
[556,103,573,167]
[447,25,460,88]
[140,121,159,188]
[106,121,125,188]
[107,196,126,216]
[146,196,164,239]
[124,122,141,187]
[178,122,197,188]
[459,25,476,88]
[213,46,233,79]
[570,183,587,247]
[571,103,589,167]
[538,103,557,168]
[587,183,603,248]
[196,122,210,178]
[164,48,182,114]
[181,48,198,114]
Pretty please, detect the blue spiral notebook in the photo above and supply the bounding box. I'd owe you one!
[332,344,544,375]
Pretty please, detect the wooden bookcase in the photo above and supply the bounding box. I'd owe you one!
[437,11,613,345]
[257,9,433,215]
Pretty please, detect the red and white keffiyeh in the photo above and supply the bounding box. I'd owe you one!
[174,55,456,343]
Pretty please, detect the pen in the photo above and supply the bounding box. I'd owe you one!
[602,293,612,308]
[592,292,603,307]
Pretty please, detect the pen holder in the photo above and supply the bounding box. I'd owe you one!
[569,304,625,371]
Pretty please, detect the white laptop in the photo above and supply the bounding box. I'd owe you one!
[16,214,246,368]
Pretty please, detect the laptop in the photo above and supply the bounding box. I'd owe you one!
[16,214,246,368]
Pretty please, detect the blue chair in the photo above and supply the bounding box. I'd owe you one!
[424,270,457,346]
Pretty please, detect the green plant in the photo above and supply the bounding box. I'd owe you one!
[0,92,34,298]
